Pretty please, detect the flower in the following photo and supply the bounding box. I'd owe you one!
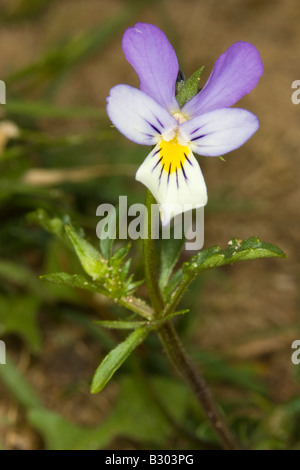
[107,23,263,225]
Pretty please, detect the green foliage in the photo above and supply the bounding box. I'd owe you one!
[0,295,41,353]
[28,375,191,450]
[176,67,205,107]
[164,237,286,304]
[91,327,150,394]
[0,259,46,295]
[95,320,149,330]
[0,356,42,409]
[5,99,106,120]
[40,272,102,293]
[65,224,107,281]
[99,206,119,260]
[1,355,194,450]
[28,208,66,242]
[38,212,286,403]
[192,350,266,395]
[31,210,144,299]
[159,228,185,296]
[94,310,189,331]
[183,237,285,276]
[5,0,155,94]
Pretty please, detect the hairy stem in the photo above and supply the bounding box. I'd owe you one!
[158,322,243,450]
[143,190,243,450]
[143,190,164,314]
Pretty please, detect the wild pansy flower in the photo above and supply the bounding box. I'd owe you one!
[107,23,263,225]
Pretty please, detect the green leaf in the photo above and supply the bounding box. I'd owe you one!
[27,208,66,241]
[28,408,99,451]
[65,225,107,281]
[0,259,47,295]
[107,376,190,444]
[163,267,185,300]
[159,229,185,294]
[33,212,142,298]
[99,206,118,260]
[156,309,190,324]
[40,272,102,293]
[191,350,266,394]
[183,237,286,276]
[28,375,190,450]
[95,320,147,330]
[110,244,131,263]
[91,327,149,394]
[105,244,143,297]
[95,309,189,331]
[6,99,105,120]
[28,406,129,450]
[176,67,205,107]
[0,356,42,409]
[5,0,153,90]
[0,295,42,353]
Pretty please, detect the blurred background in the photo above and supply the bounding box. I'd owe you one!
[0,0,299,450]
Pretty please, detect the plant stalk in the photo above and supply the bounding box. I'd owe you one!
[143,190,243,450]
[158,322,243,450]
[143,190,164,315]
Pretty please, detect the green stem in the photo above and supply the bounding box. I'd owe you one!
[143,190,164,314]
[143,190,243,450]
[158,322,243,450]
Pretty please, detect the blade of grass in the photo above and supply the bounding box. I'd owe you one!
[5,100,106,119]
[5,0,157,94]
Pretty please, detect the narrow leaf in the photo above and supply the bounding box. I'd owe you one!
[91,327,149,394]
[0,356,42,409]
[40,272,102,293]
[159,232,185,293]
[6,99,105,120]
[65,225,107,281]
[176,67,205,107]
[94,320,147,330]
[27,208,65,241]
[159,309,190,323]
[99,206,117,260]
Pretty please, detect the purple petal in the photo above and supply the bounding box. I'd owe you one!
[122,23,179,112]
[181,108,259,156]
[182,41,263,117]
[106,85,177,146]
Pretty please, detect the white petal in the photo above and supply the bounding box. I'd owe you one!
[106,85,177,145]
[180,108,259,157]
[135,144,207,225]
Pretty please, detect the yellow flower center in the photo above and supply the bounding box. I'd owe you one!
[159,134,190,175]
